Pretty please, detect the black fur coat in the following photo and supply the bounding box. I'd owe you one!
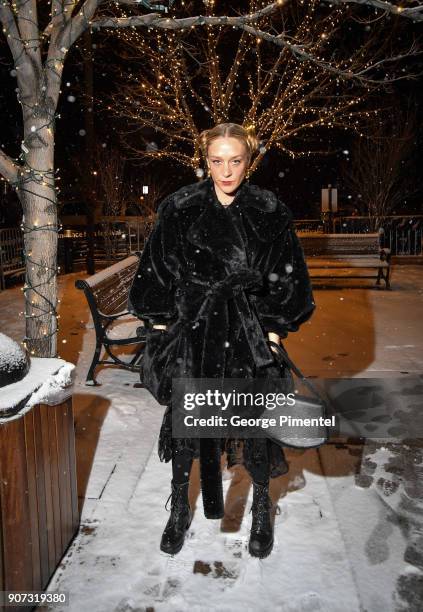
[128,176,316,517]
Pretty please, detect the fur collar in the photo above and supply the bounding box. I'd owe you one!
[172,176,292,243]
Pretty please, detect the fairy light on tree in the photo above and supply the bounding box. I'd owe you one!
[0,0,421,356]
[111,0,421,177]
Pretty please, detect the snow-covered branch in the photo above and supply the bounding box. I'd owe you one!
[320,0,423,22]
[92,1,284,30]
[0,150,19,184]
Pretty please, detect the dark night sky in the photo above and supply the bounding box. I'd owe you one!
[1,1,422,225]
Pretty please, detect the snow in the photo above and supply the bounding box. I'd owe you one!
[0,357,74,417]
[0,331,28,371]
[83,254,139,288]
[0,267,422,610]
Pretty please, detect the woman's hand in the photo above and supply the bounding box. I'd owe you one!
[267,331,281,352]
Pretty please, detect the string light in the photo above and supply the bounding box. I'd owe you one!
[110,0,409,176]
[0,0,419,356]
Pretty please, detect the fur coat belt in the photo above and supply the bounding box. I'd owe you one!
[176,267,275,377]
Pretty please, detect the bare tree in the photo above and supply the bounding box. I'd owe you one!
[113,0,421,175]
[341,106,420,229]
[0,0,421,355]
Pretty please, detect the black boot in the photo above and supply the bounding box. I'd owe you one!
[160,480,193,555]
[248,481,274,559]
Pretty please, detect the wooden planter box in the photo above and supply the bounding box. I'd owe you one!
[0,398,79,610]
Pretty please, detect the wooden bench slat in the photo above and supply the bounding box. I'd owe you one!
[306,259,389,268]
[298,233,391,289]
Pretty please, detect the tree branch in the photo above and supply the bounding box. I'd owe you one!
[0,1,27,67]
[0,149,20,184]
[238,23,421,83]
[320,0,423,22]
[61,0,102,47]
[16,0,42,67]
[92,1,285,30]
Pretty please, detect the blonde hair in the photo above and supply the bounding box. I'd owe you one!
[198,122,259,167]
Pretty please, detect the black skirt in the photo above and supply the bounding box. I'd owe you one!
[158,405,290,478]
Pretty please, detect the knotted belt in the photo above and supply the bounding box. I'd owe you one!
[177,267,275,378]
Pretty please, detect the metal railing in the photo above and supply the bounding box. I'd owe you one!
[295,215,423,255]
[1,214,422,288]
[0,227,25,290]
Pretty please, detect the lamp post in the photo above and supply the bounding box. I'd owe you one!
[321,184,338,234]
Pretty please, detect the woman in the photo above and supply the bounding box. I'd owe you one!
[129,123,316,558]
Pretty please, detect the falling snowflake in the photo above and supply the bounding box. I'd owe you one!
[79,129,86,136]
[67,95,76,103]
[342,150,349,155]
[278,171,285,178]
[195,168,204,178]
[259,146,267,154]
[224,341,230,348]
[268,273,279,282]
[285,263,293,274]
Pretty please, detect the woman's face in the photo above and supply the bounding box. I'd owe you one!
[206,137,249,195]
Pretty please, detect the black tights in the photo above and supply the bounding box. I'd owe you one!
[171,444,270,485]
[172,448,194,484]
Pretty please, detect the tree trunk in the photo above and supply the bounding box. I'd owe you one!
[19,115,58,357]
[83,30,96,275]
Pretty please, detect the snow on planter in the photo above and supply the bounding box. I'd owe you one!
[0,355,75,419]
[0,332,30,387]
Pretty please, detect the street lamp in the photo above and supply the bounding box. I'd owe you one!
[321,184,338,233]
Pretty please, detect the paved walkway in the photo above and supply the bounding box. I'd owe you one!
[1,266,422,611]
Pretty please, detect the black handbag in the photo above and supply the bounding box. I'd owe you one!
[265,341,329,449]
[139,325,174,405]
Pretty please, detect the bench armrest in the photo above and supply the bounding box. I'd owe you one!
[98,310,132,321]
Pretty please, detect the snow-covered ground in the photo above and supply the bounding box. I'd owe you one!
[1,266,423,612]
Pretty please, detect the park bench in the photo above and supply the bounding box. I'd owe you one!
[298,232,392,289]
[75,254,146,384]
[0,227,25,290]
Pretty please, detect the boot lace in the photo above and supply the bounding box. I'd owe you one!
[250,484,279,532]
[164,482,189,525]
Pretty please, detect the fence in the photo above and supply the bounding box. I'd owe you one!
[0,227,25,290]
[1,215,422,289]
[59,219,154,270]
[295,215,423,255]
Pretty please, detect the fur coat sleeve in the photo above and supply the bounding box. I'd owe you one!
[128,196,179,327]
[251,217,315,338]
